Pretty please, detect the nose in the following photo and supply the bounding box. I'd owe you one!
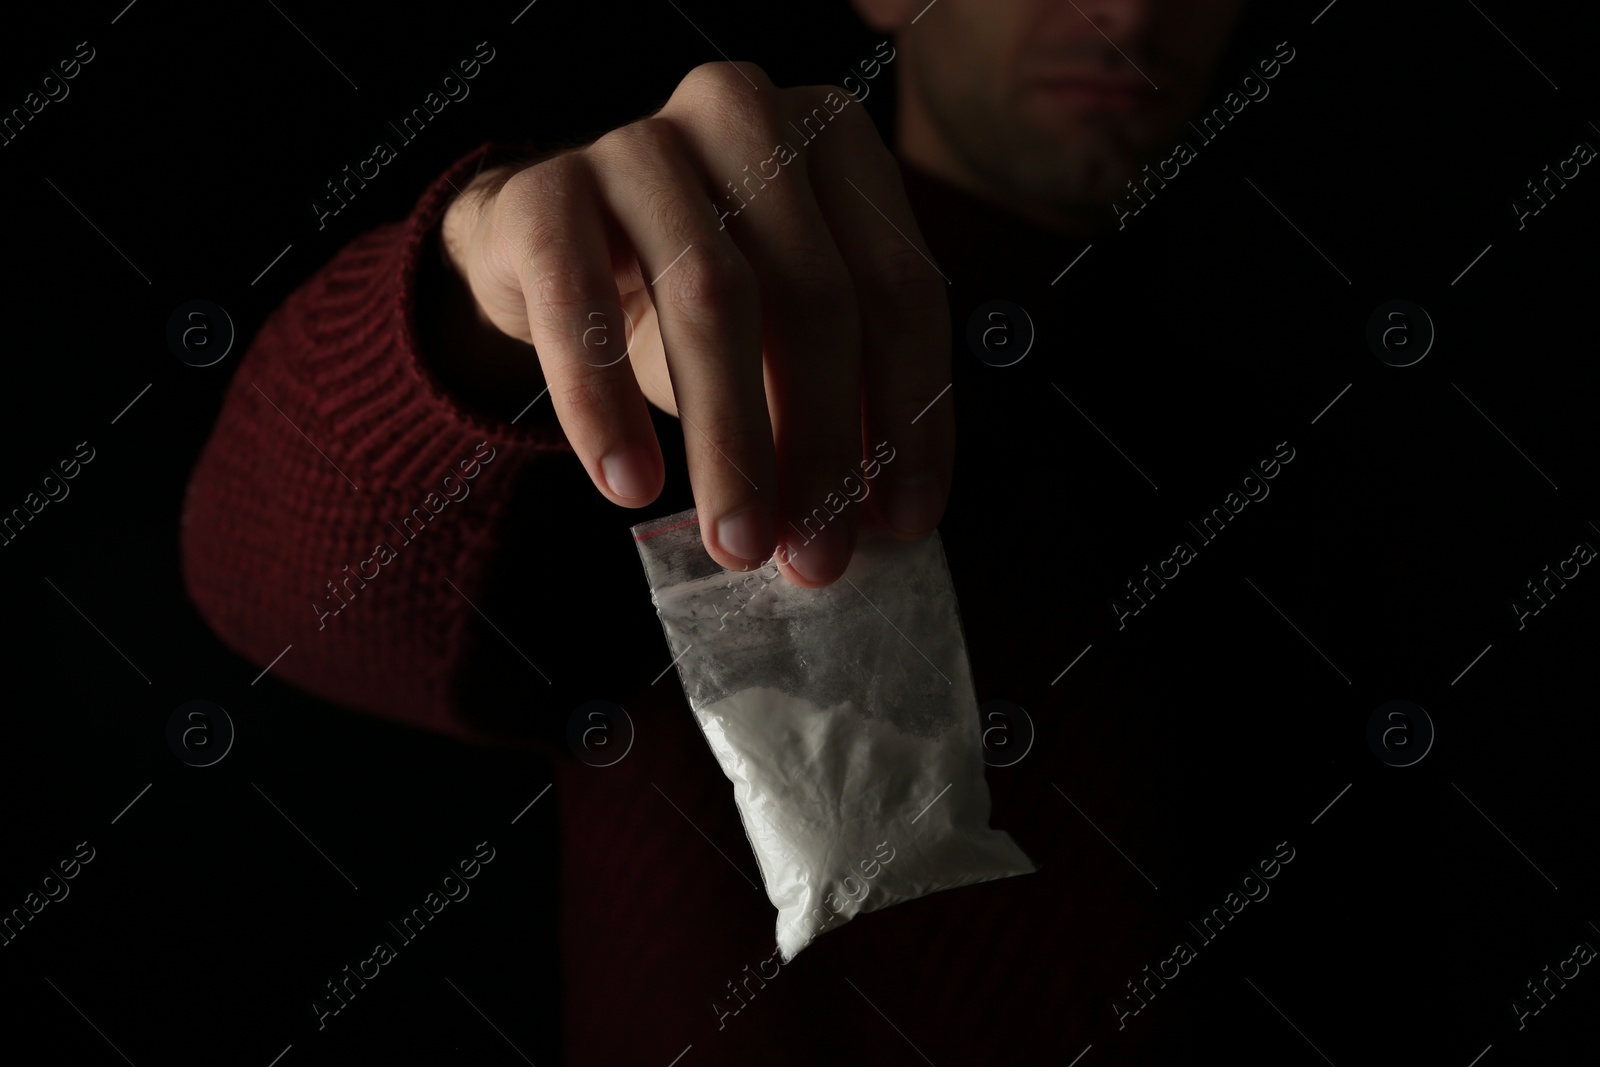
[1069,0,1154,39]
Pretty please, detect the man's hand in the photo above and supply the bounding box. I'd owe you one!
[439,61,952,586]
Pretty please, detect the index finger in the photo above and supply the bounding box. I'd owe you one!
[586,118,779,571]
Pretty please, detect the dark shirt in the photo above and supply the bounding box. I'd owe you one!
[181,135,1599,1063]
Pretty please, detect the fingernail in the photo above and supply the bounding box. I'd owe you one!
[715,505,774,566]
[601,447,655,501]
[883,474,944,536]
[786,521,851,585]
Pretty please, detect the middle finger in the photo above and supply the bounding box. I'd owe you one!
[668,85,866,587]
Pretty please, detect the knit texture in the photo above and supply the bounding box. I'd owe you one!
[180,140,574,742]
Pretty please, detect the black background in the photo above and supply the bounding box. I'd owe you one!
[1,1,1597,1064]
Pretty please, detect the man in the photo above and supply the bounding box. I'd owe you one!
[427,0,1247,587]
[185,2,1422,1061]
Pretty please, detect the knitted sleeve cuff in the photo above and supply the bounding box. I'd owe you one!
[289,139,574,494]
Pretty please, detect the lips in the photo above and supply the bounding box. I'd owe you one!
[1025,76,1151,113]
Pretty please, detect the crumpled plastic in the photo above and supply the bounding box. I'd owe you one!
[633,507,1035,960]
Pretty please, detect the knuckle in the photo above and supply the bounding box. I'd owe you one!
[585,125,632,164]
[781,248,858,320]
[628,116,681,157]
[783,414,858,465]
[675,62,772,135]
[867,242,947,320]
[658,246,756,321]
[680,60,773,101]
[636,175,701,245]
[554,368,615,424]
[493,162,601,307]
[515,222,587,300]
[525,258,596,320]
[694,414,769,465]
[499,151,584,213]
[498,164,588,263]
[592,116,680,166]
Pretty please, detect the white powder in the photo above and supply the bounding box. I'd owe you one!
[634,511,1036,961]
[695,684,1035,961]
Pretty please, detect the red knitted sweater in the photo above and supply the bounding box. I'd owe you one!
[181,141,576,743]
[179,138,1247,1064]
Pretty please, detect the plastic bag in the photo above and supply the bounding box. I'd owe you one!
[633,507,1035,961]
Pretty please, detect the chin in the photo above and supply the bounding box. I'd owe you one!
[1009,149,1141,207]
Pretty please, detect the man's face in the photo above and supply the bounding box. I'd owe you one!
[879,0,1245,222]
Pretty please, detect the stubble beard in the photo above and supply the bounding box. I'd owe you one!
[921,81,1154,229]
